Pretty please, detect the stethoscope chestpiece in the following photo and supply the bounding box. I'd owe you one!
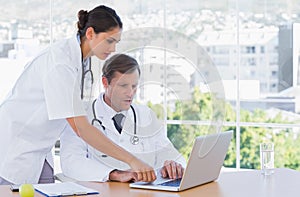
[92,99,140,145]
[130,135,139,145]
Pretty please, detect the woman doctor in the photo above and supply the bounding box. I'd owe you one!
[0,5,155,185]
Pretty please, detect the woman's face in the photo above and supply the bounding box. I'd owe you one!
[88,27,122,60]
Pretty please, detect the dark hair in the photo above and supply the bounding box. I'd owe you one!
[77,5,123,37]
[102,54,141,84]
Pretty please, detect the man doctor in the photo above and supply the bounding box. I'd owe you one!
[60,54,186,182]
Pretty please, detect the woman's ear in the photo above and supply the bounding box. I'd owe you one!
[85,27,95,40]
[102,76,109,88]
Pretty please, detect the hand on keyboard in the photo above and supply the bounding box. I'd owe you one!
[160,160,185,179]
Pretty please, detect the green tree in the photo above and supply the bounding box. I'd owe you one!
[149,87,300,170]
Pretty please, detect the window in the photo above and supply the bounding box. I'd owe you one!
[246,46,256,54]
[261,46,265,53]
[1,0,300,172]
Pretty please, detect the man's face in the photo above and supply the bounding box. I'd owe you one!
[103,70,139,112]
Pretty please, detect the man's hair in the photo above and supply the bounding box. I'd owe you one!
[102,54,141,84]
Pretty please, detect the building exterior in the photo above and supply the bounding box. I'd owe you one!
[195,27,279,94]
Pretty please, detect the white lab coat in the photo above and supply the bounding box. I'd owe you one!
[0,34,86,184]
[60,93,186,182]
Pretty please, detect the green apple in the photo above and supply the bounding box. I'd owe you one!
[19,184,35,197]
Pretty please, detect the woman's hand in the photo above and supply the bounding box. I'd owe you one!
[129,157,156,182]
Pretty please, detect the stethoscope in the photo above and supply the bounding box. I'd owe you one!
[91,99,140,146]
[80,57,93,100]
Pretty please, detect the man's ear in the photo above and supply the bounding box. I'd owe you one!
[102,77,109,88]
[85,27,95,40]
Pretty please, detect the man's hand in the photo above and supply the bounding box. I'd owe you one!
[160,160,184,179]
[129,157,156,182]
[109,170,138,182]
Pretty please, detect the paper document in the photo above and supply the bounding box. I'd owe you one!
[34,182,99,197]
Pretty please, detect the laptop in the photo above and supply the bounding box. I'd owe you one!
[129,130,233,192]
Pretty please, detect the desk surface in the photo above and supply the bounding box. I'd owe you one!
[1,168,299,197]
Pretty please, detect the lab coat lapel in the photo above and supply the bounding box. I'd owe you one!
[122,113,135,136]
[96,98,118,134]
[67,34,82,70]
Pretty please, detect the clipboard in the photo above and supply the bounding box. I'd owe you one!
[34,182,99,197]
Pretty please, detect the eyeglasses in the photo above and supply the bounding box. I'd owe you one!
[81,58,94,101]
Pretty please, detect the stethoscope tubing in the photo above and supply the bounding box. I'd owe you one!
[91,99,139,145]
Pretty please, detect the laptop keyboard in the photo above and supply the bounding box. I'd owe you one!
[158,178,182,187]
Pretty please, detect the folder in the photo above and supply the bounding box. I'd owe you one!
[34,182,99,197]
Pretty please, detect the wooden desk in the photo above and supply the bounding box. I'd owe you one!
[1,168,299,197]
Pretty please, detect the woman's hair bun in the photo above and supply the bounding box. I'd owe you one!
[77,10,89,30]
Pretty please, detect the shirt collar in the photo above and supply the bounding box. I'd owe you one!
[99,93,127,119]
[76,32,81,44]
[77,33,90,67]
